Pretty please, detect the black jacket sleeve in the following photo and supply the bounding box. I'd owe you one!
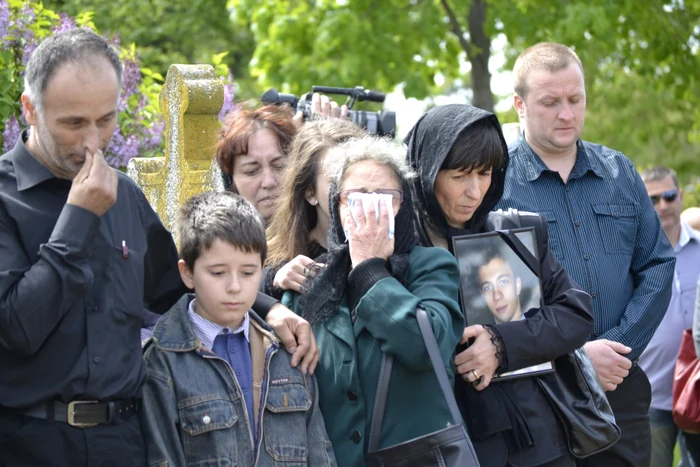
[259,265,286,300]
[138,190,188,315]
[252,292,280,319]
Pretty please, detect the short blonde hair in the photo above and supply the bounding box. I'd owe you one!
[513,42,585,98]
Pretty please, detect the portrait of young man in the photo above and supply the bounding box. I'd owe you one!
[477,248,525,324]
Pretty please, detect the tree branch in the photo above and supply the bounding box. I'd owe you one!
[439,0,473,61]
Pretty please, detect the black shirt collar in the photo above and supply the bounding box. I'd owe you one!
[12,129,58,192]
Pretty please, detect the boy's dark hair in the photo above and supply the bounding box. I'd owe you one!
[178,192,267,270]
[441,118,505,173]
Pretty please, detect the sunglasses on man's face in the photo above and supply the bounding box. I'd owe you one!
[649,189,679,205]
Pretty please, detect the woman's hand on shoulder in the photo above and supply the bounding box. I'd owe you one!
[266,303,319,375]
[455,325,500,391]
[346,198,394,268]
[273,255,324,293]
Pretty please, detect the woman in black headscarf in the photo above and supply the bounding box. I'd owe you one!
[406,104,594,467]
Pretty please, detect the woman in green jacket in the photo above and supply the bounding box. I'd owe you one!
[281,134,465,467]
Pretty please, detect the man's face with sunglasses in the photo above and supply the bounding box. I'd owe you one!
[644,176,683,233]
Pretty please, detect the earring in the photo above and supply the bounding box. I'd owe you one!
[309,198,318,206]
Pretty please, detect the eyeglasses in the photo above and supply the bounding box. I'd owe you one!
[337,189,403,205]
[649,189,679,205]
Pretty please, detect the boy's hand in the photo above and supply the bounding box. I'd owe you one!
[266,303,319,375]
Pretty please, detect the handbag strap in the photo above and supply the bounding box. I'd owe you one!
[416,308,465,425]
[368,308,463,452]
[368,353,394,452]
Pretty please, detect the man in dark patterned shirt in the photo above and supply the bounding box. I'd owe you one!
[498,42,675,466]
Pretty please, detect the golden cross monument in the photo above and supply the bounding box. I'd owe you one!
[127,64,224,240]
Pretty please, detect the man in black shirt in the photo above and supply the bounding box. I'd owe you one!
[0,29,317,466]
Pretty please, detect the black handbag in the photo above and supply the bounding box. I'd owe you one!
[364,308,480,467]
[496,228,621,458]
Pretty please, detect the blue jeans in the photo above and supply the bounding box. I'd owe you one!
[650,408,678,467]
[682,431,700,466]
[649,408,700,467]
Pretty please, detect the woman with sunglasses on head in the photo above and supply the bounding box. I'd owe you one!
[263,117,365,298]
[279,134,465,467]
[406,104,594,467]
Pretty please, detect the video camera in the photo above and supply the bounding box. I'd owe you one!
[261,86,396,137]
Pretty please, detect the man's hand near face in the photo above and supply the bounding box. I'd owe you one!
[66,149,118,216]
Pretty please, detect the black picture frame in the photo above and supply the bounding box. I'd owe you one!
[451,227,554,381]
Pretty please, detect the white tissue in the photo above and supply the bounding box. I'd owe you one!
[345,192,396,240]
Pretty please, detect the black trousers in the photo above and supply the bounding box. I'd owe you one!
[0,408,146,467]
[576,364,652,467]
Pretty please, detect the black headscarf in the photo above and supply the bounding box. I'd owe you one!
[405,104,508,243]
[299,172,420,326]
[405,104,534,456]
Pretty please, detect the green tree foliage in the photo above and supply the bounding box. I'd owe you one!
[230,0,489,106]
[44,0,260,98]
[584,67,698,185]
[0,0,165,168]
[234,0,699,178]
[685,185,700,210]
[498,0,699,105]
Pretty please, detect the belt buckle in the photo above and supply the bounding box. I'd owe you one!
[67,400,99,427]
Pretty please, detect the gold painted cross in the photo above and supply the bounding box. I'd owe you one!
[127,64,225,241]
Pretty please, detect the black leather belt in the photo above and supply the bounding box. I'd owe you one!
[18,399,139,427]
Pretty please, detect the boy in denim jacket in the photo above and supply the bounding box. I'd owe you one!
[140,192,336,466]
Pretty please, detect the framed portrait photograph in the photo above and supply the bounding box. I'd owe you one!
[451,227,554,381]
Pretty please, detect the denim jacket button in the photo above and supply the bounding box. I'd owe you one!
[202,415,211,425]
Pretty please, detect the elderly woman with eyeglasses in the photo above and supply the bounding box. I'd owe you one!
[280,135,465,467]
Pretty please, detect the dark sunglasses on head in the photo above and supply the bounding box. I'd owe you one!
[649,189,678,205]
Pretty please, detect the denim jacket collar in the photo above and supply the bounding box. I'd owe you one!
[152,294,279,353]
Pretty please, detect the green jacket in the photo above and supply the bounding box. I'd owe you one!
[282,246,465,467]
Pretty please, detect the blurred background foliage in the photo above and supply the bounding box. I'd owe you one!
[0,0,167,168]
